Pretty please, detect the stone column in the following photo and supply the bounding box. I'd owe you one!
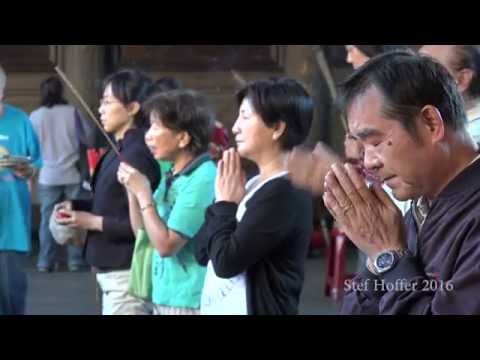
[52,45,106,113]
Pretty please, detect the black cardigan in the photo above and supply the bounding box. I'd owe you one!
[194,177,313,315]
[72,128,160,270]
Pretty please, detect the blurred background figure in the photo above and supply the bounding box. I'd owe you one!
[345,45,410,70]
[154,76,183,93]
[210,118,229,161]
[420,45,480,144]
[74,108,108,186]
[0,64,42,314]
[30,75,88,272]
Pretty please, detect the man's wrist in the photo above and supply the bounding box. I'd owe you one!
[370,248,411,275]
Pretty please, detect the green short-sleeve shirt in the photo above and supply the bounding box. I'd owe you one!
[152,155,216,309]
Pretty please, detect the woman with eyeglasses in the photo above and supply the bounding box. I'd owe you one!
[117,89,217,315]
[56,68,160,315]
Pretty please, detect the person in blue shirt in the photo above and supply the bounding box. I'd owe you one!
[0,64,42,315]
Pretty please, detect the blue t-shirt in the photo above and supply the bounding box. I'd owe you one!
[0,104,42,252]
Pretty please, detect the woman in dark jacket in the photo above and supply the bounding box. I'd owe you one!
[195,77,314,315]
[56,68,160,315]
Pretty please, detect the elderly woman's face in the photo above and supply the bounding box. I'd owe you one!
[145,114,184,162]
[345,45,370,70]
[232,98,277,162]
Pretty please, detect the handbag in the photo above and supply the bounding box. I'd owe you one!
[128,229,154,301]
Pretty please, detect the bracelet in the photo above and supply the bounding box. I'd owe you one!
[141,203,155,213]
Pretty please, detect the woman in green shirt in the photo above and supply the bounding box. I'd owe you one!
[117,89,216,315]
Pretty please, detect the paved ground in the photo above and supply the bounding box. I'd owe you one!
[24,244,357,315]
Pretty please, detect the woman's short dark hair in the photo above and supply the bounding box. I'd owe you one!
[143,90,214,156]
[235,77,313,150]
[103,68,155,129]
[339,51,467,136]
[40,76,68,108]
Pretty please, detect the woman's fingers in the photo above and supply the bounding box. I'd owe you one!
[227,148,235,176]
[222,150,230,177]
[218,146,245,179]
[218,159,224,179]
[233,150,242,177]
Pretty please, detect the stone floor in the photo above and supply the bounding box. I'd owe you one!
[24,244,358,316]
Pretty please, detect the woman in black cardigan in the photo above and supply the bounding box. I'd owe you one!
[195,78,314,315]
[56,68,160,315]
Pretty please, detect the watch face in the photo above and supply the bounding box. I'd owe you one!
[376,252,395,270]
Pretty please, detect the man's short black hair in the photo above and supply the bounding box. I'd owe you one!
[339,51,467,136]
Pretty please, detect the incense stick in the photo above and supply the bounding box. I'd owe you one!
[54,66,121,156]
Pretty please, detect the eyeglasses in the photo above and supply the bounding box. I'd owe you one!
[99,98,122,106]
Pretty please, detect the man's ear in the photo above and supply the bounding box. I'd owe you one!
[127,101,141,117]
[418,105,445,144]
[456,68,474,96]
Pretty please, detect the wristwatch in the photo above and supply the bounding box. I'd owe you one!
[372,249,411,275]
